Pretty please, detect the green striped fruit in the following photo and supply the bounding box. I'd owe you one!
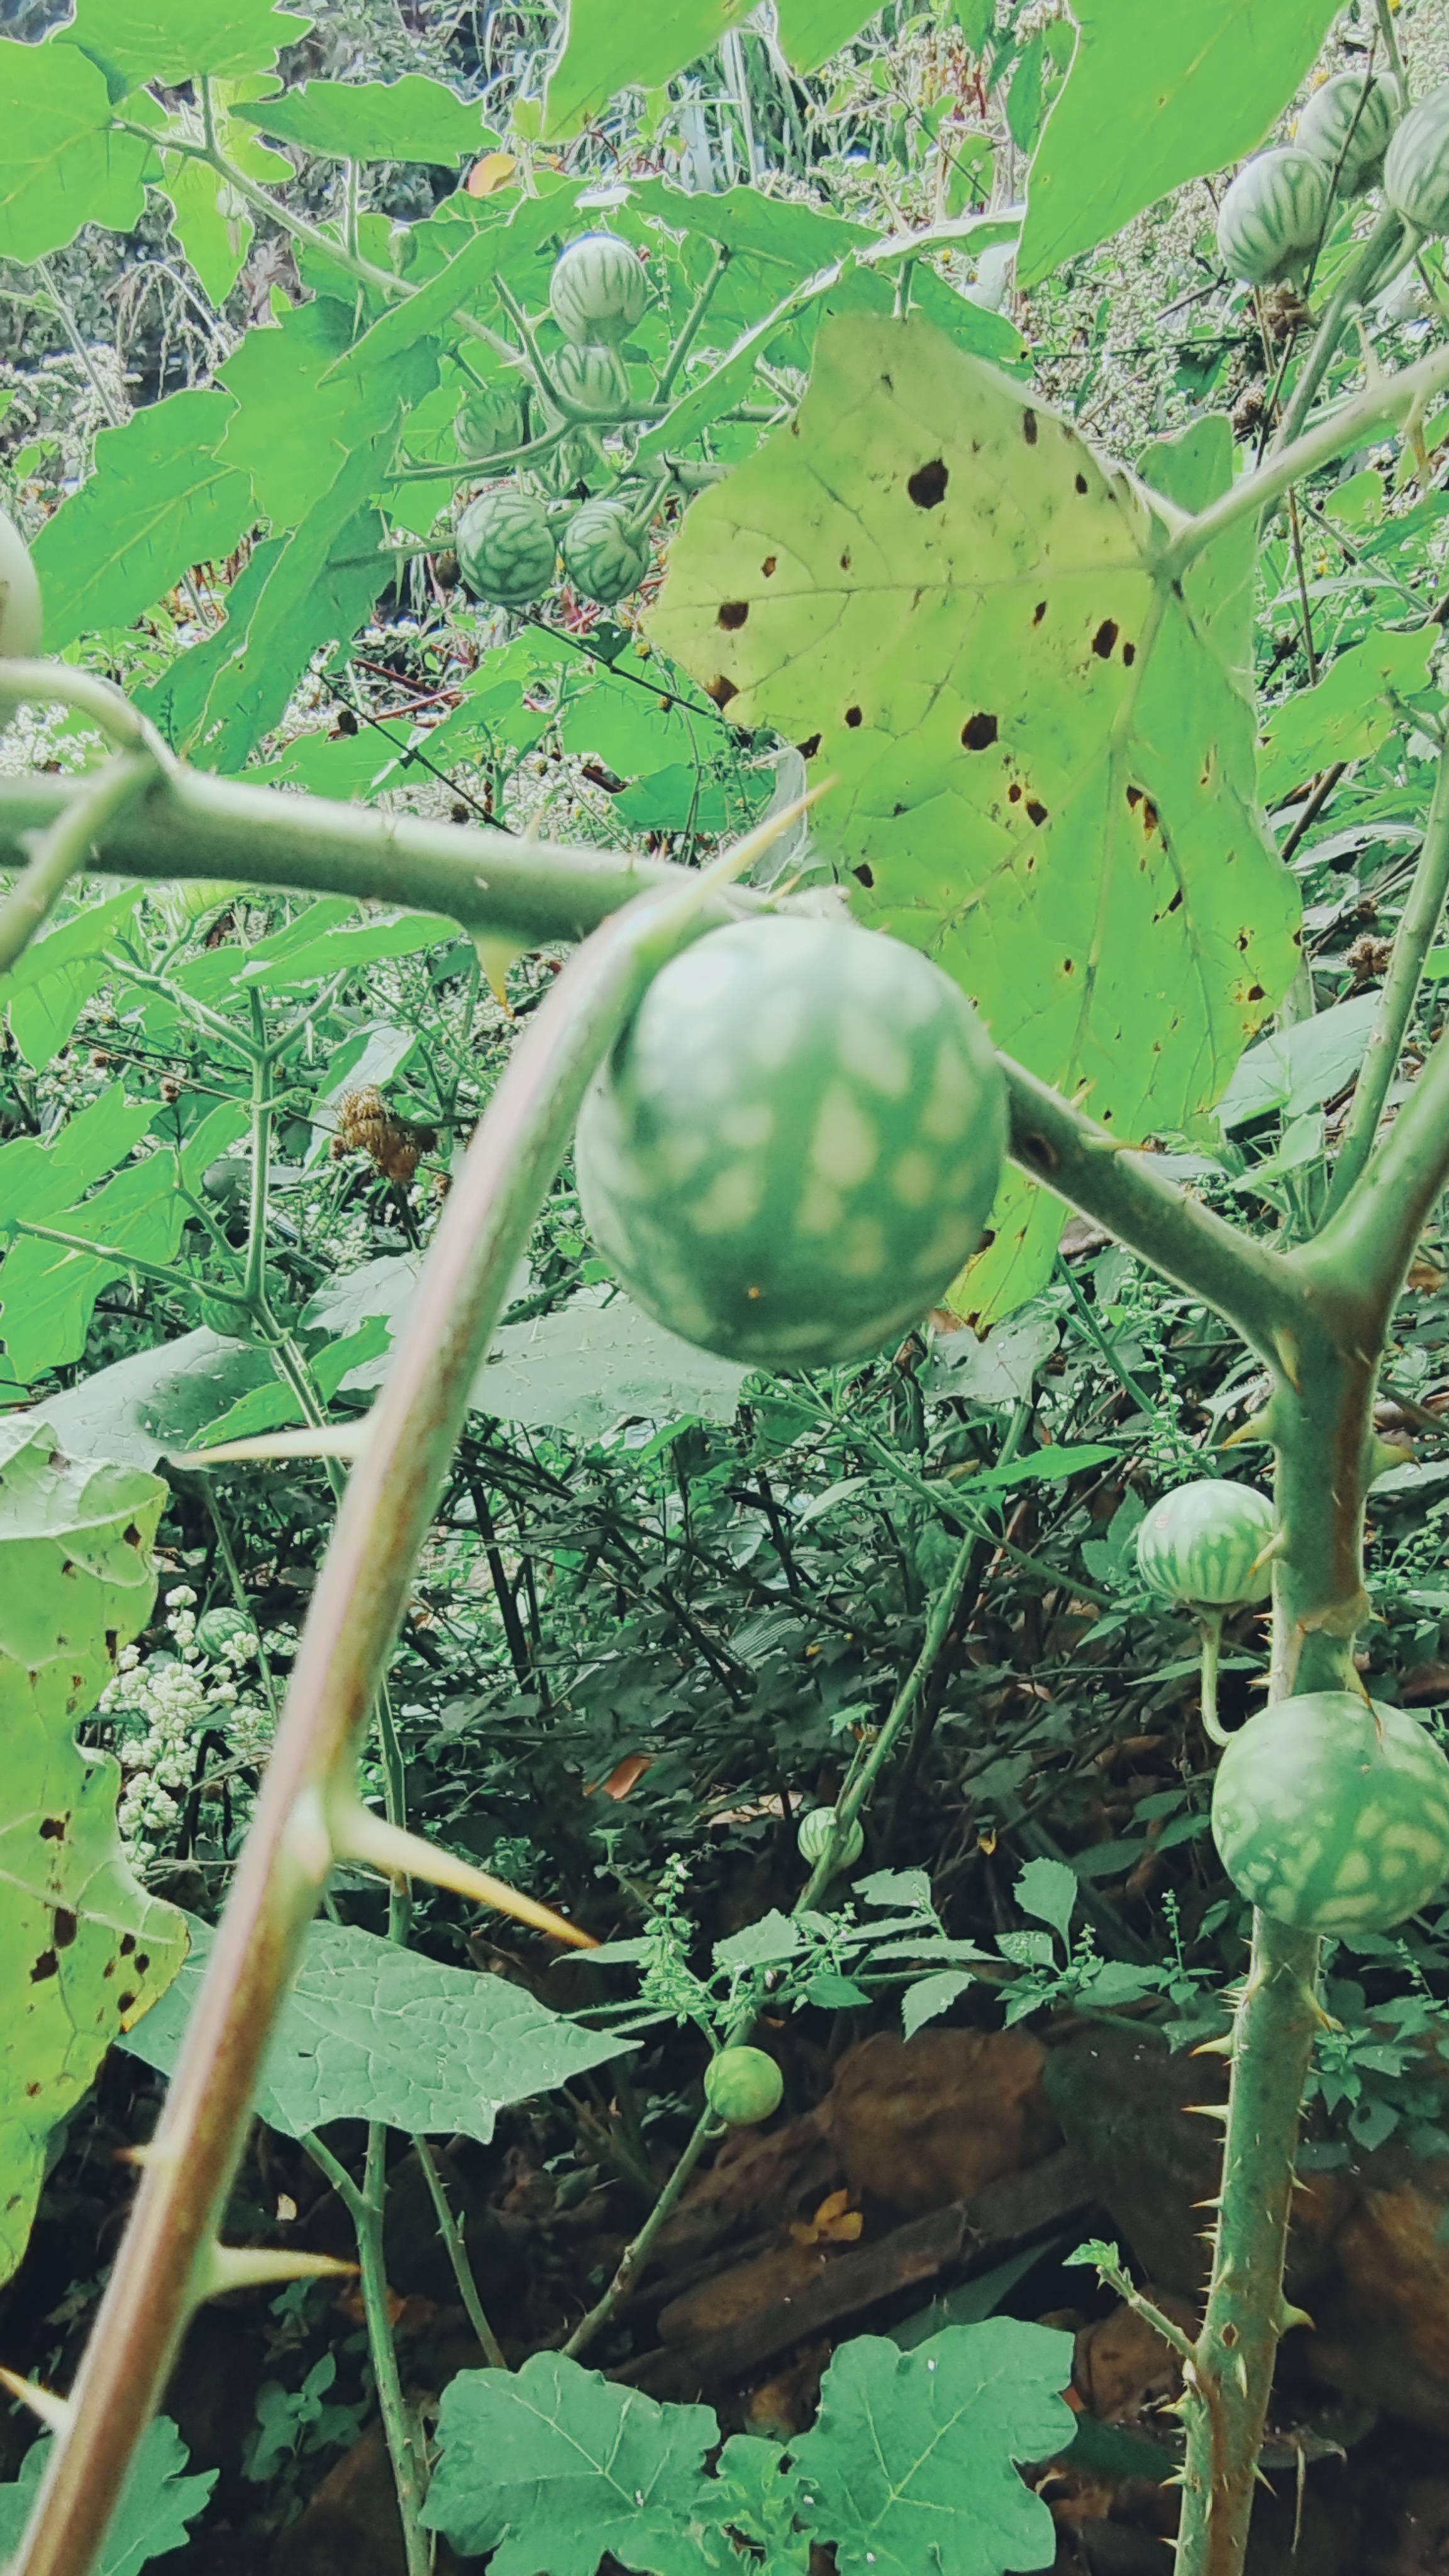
[549,233,648,347]
[562,499,651,604]
[1385,84,1449,237]
[705,2046,784,2126]
[1296,72,1401,196]
[0,508,41,660]
[1136,1480,1274,1611]
[195,1607,257,1658]
[1216,147,1333,284]
[574,916,1007,1368]
[454,382,525,461]
[797,1806,865,1870]
[456,489,557,607]
[1212,1692,1449,1933]
[548,341,632,421]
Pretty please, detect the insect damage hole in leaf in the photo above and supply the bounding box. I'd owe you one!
[906,457,948,508]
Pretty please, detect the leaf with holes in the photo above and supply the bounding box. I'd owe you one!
[649,315,1298,1324]
[0,1416,186,2287]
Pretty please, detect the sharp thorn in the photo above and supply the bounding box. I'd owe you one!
[0,2370,69,2431]
[193,2244,358,2302]
[328,1792,597,1948]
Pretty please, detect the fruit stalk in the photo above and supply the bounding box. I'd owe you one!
[10,866,754,2576]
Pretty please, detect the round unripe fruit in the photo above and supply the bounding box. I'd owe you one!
[562,499,651,603]
[456,489,557,607]
[1212,1692,1449,1933]
[797,1806,865,1870]
[1135,1480,1275,1611]
[454,383,525,461]
[195,1606,257,1657]
[575,917,1006,1369]
[1216,147,1333,284]
[548,341,632,420]
[549,233,648,347]
[1385,85,1449,238]
[1297,72,1401,196]
[0,508,42,660]
[705,2046,784,2126]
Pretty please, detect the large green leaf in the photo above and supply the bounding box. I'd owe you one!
[0,1416,186,2285]
[119,1911,630,2140]
[0,38,156,263]
[235,73,497,162]
[1018,0,1342,284]
[300,1260,749,1436]
[131,536,287,757]
[0,889,141,1069]
[543,0,881,136]
[649,314,1299,1323]
[30,389,253,652]
[57,0,313,91]
[199,422,422,773]
[0,2418,215,2575]
[791,2324,1072,2575]
[40,1327,274,1470]
[423,2326,1072,2576]
[218,296,381,527]
[423,2355,721,2574]
[1258,625,1437,804]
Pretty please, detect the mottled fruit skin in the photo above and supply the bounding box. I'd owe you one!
[549,233,648,346]
[548,341,632,420]
[1216,147,1332,284]
[1297,72,1401,196]
[1212,1692,1449,1933]
[1135,1480,1275,1610]
[0,508,42,660]
[704,2045,784,2126]
[575,916,1007,1369]
[456,489,557,607]
[195,1607,257,1657]
[562,499,650,603]
[454,384,525,461]
[1385,85,1449,237]
[797,1806,865,1869]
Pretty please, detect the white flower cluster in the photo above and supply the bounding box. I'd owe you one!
[101,1586,277,1862]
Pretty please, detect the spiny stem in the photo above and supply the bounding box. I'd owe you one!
[304,2133,431,2576]
[414,2140,508,2369]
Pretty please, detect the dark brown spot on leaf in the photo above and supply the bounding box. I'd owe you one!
[30,1951,57,1983]
[853,864,875,887]
[1008,783,1022,803]
[797,733,821,760]
[762,556,777,577]
[123,1524,141,1548]
[53,1909,77,1949]
[1075,472,1089,494]
[1247,983,1264,1002]
[1166,889,1183,914]
[1023,409,1038,445]
[1033,601,1047,626]
[705,674,738,709]
[839,549,852,570]
[136,1953,150,1975]
[845,706,862,728]
[1123,641,1136,666]
[716,601,748,631]
[119,1933,136,1957]
[1026,800,1048,826]
[1092,619,1119,658]
[39,1816,66,1841]
[960,712,999,750]
[1063,957,1075,974]
[117,1991,136,2016]
[906,458,948,509]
